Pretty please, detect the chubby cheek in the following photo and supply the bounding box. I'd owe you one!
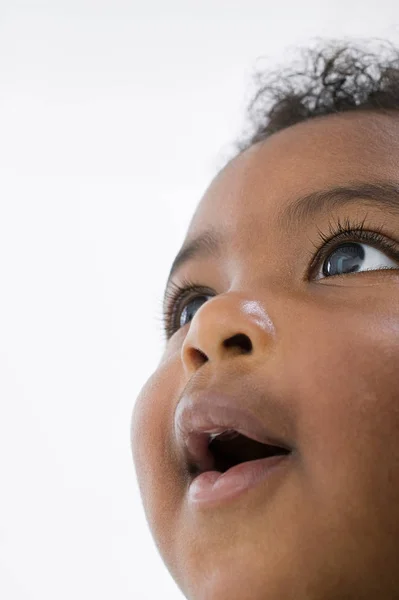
[292,301,399,537]
[131,354,186,559]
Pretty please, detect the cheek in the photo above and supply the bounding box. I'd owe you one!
[131,358,186,556]
[290,301,399,520]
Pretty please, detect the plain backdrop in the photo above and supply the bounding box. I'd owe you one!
[1,2,399,598]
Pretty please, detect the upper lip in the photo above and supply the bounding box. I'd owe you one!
[174,390,292,474]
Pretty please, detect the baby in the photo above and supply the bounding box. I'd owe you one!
[131,41,399,599]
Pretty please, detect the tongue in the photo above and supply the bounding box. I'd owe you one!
[189,453,289,503]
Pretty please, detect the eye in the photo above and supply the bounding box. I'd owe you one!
[162,277,214,340]
[161,217,399,341]
[314,241,399,280]
[309,216,399,281]
[179,294,212,328]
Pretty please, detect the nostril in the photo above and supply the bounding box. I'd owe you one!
[223,333,252,354]
[187,347,208,369]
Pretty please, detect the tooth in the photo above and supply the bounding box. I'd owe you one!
[208,429,240,442]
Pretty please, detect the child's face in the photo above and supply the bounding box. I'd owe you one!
[132,112,399,599]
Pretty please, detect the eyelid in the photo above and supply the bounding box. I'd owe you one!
[162,277,215,340]
[161,215,399,340]
[305,216,399,281]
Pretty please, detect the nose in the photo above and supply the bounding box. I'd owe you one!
[181,292,275,377]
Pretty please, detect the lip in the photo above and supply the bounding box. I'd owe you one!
[174,390,292,475]
[188,453,291,507]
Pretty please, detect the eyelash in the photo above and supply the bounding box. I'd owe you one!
[158,215,399,341]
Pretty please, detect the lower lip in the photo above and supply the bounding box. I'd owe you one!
[188,454,290,507]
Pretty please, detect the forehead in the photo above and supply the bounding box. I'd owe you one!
[187,111,399,241]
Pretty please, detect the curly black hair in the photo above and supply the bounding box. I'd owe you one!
[236,39,399,154]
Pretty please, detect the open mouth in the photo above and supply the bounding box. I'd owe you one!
[189,429,291,476]
[175,390,293,504]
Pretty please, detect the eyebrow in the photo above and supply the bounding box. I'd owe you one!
[166,228,223,290]
[164,180,399,302]
[277,180,399,231]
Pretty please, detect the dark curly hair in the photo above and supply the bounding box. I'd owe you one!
[235,39,399,154]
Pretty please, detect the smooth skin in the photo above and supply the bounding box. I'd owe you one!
[131,112,399,599]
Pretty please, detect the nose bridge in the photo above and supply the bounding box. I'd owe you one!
[181,291,275,376]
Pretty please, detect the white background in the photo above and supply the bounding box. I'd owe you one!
[0,2,398,599]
